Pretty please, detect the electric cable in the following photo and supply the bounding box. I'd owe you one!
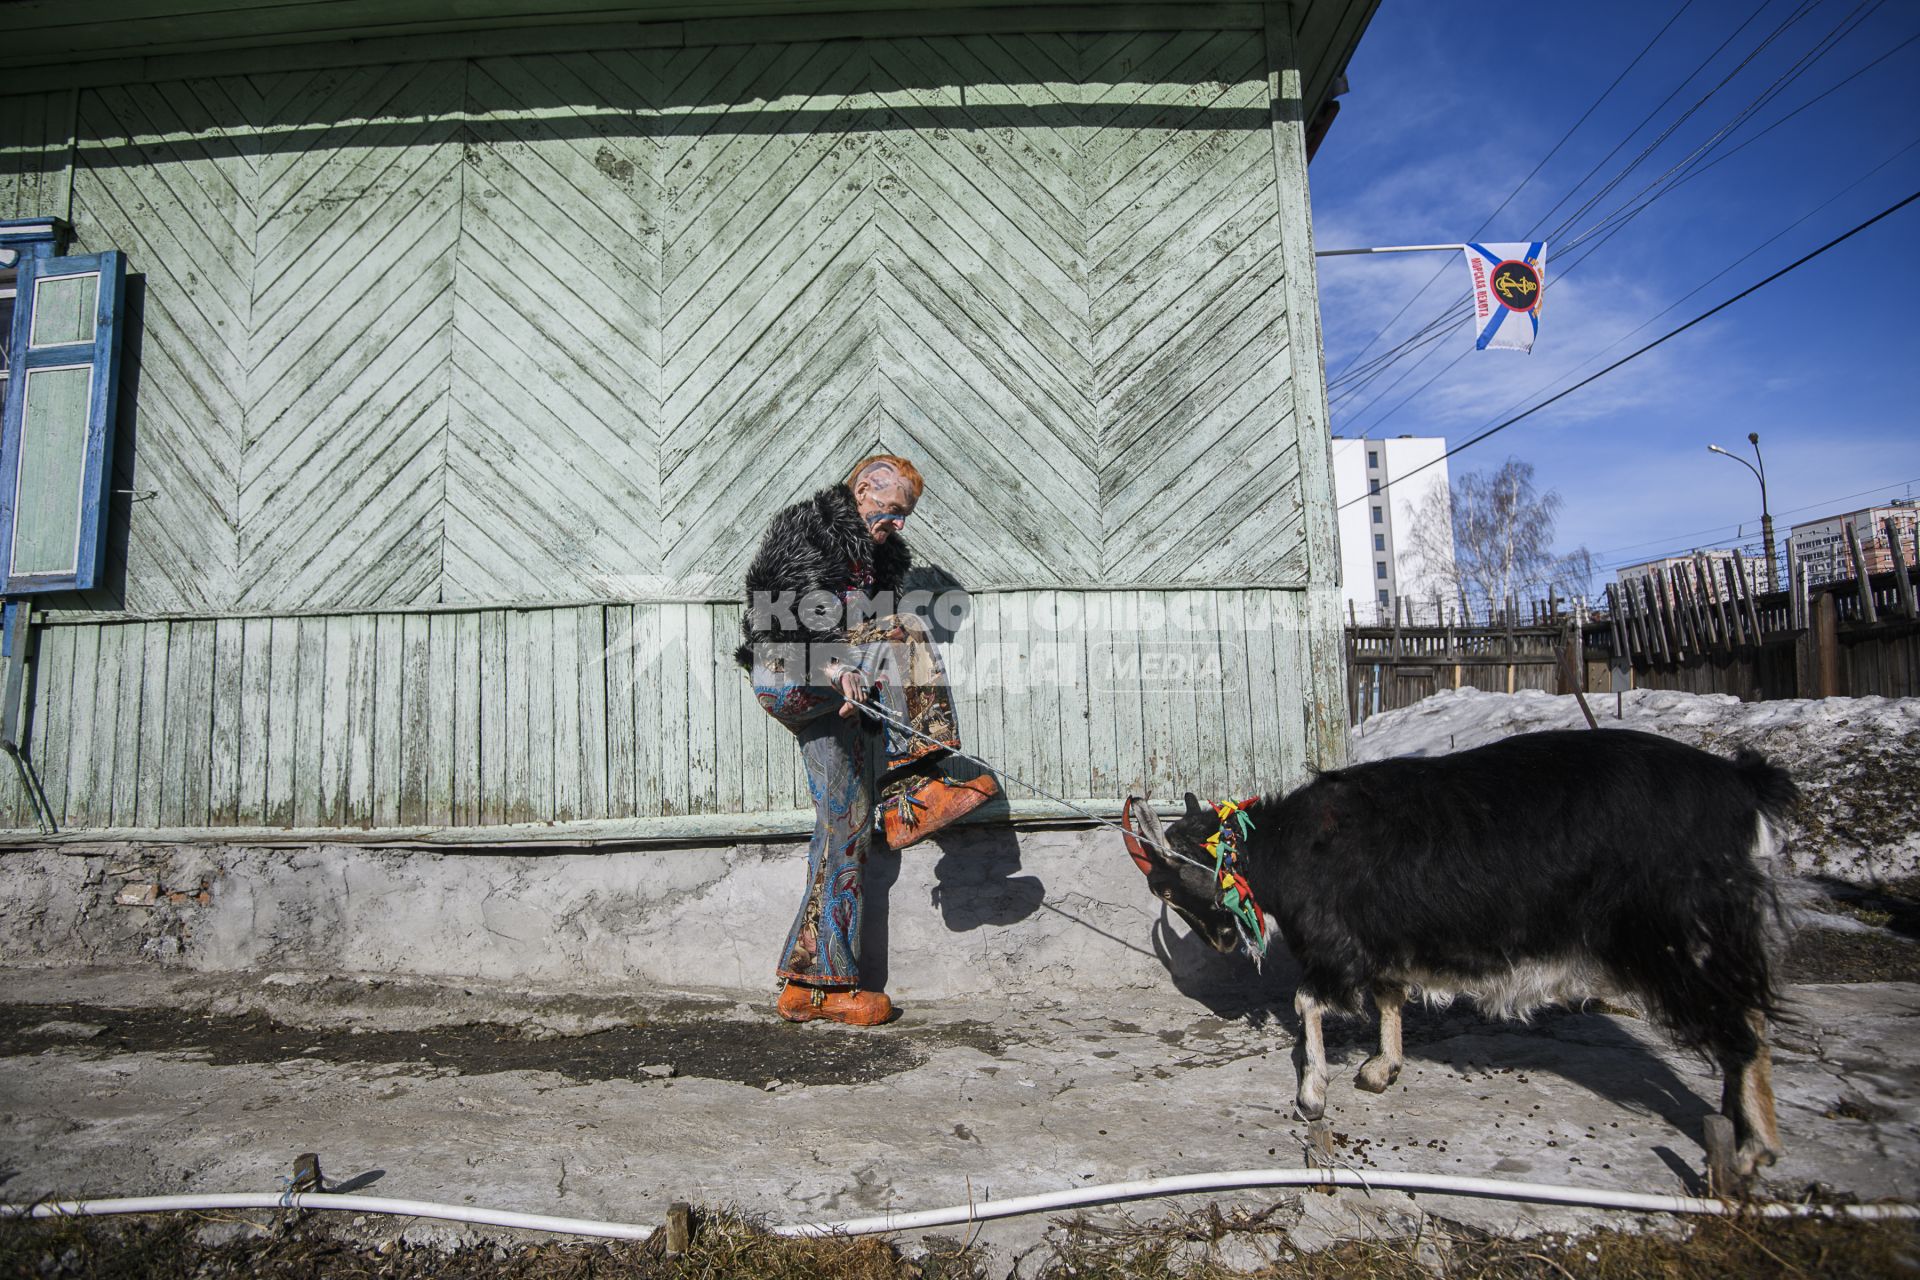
[1325,0,1702,386]
[1553,0,1889,264]
[1330,0,1799,403]
[1333,0,1902,431]
[1581,475,1920,565]
[1454,131,1920,461]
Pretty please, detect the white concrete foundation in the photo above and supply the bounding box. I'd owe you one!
[0,826,1251,1003]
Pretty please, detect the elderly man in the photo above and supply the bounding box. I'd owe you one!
[734,454,997,1025]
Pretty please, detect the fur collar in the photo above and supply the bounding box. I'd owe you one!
[816,483,912,591]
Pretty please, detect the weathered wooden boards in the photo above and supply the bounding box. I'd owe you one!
[0,588,1314,832]
[0,90,70,220]
[0,19,1350,835]
[39,28,1314,615]
[1602,555,1773,668]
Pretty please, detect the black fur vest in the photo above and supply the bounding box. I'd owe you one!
[733,483,912,669]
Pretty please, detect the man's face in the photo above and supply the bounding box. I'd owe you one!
[854,469,916,544]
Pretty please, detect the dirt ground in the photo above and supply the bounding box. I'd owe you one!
[1,873,1916,1279]
[3,1205,1916,1279]
[0,875,1908,1094]
[0,1001,989,1090]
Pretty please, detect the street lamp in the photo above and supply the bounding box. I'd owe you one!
[1708,432,1776,593]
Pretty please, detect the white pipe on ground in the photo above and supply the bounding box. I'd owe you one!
[0,1193,655,1240]
[775,1168,1920,1236]
[5,1170,1916,1243]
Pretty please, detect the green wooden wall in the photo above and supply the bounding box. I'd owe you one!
[0,7,1349,838]
[0,590,1316,838]
[45,28,1308,611]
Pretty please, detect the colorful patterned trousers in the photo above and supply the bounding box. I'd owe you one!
[749,616,954,988]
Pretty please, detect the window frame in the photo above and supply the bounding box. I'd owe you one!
[0,219,126,596]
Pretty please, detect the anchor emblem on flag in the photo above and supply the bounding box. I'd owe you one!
[1463,241,1547,352]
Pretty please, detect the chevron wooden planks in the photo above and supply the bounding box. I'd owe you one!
[0,15,1341,834]
[36,24,1305,608]
[242,63,462,612]
[445,52,662,604]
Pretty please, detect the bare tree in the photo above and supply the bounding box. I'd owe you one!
[1552,546,1600,611]
[1448,459,1562,621]
[1402,482,1462,620]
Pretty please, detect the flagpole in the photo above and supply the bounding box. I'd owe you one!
[1313,244,1467,257]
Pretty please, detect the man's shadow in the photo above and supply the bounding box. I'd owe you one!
[859,822,1043,991]
[926,823,1043,931]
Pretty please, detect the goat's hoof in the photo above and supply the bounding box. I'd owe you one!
[1732,1141,1782,1179]
[1354,1058,1399,1093]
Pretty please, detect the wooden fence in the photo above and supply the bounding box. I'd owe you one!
[1348,518,1920,724]
[1587,518,1920,702]
[1347,597,1574,724]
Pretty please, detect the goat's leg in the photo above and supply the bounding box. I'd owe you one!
[1720,1008,1783,1176]
[1356,980,1408,1093]
[1293,990,1329,1120]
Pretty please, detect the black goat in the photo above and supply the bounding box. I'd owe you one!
[1127,728,1796,1176]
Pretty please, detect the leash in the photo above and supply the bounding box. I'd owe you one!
[846,690,1274,964]
[841,692,1220,878]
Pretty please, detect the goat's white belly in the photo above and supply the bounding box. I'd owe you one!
[1386,958,1635,1022]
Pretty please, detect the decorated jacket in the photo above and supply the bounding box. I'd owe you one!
[733,483,912,670]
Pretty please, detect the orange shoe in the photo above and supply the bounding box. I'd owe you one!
[776,982,895,1026]
[882,774,1000,850]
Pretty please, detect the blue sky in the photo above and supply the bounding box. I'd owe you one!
[1309,0,1920,577]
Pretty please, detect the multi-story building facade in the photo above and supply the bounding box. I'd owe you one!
[1331,435,1455,623]
[1789,501,1920,586]
[1616,549,1759,595]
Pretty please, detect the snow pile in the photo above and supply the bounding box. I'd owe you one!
[1350,688,1920,881]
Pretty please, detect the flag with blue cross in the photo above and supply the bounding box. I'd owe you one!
[1462,241,1547,352]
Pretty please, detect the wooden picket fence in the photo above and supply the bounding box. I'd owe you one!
[1587,517,1920,702]
[1347,596,1577,724]
[1349,518,1920,724]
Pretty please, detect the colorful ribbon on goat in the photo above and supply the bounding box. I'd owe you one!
[1205,798,1269,960]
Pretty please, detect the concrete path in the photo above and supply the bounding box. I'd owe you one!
[1,967,1915,1274]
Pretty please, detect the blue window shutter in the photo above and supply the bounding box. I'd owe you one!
[0,250,127,595]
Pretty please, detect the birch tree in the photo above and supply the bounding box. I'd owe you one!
[1399,460,1557,621]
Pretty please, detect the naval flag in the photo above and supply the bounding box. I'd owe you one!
[1463,241,1546,353]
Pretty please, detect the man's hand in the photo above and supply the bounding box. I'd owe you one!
[831,664,865,719]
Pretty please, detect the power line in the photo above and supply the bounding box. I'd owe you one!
[1337,187,1920,511]
[1542,0,1824,245]
[1580,476,1920,564]
[1552,0,1887,263]
[1663,27,1920,190]
[1457,473,1920,604]
[1397,0,1806,351]
[1337,10,1900,439]
[1330,0,1905,429]
[1340,2,1864,433]
[1441,130,1920,458]
[1323,0,1702,386]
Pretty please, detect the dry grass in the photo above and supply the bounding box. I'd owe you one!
[0,1211,978,1280]
[1,1205,1914,1279]
[1041,1209,1920,1279]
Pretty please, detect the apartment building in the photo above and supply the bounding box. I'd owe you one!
[1331,435,1456,623]
[1616,549,1758,595]
[1789,500,1920,586]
